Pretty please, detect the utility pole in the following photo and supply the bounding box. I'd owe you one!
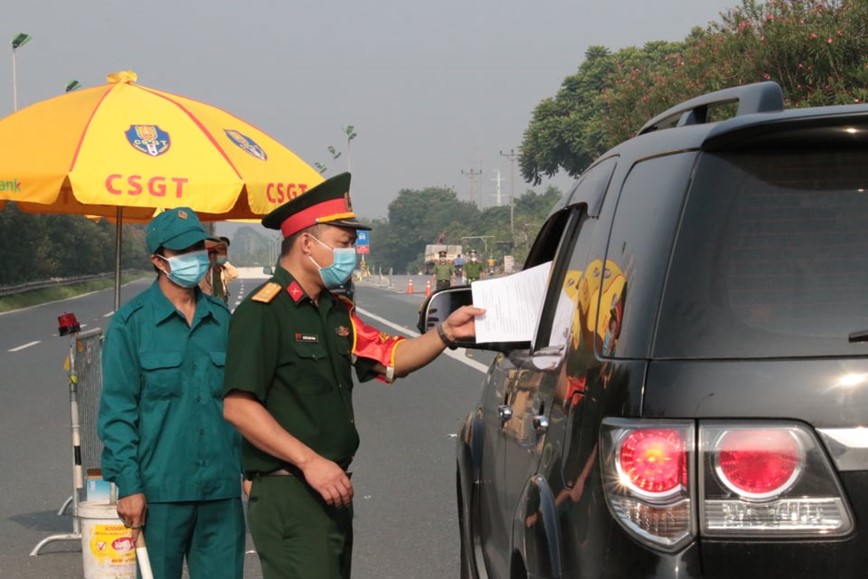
[460,168,482,206]
[500,148,519,238]
[491,169,505,206]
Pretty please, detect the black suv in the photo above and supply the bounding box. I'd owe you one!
[419,82,868,578]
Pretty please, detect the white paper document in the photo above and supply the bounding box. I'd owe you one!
[471,261,552,343]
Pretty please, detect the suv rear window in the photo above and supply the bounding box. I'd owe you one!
[656,147,868,358]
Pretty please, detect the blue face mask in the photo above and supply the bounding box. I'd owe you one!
[156,249,210,288]
[309,236,357,289]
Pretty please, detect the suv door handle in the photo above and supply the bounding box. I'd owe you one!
[533,414,549,434]
[498,405,513,422]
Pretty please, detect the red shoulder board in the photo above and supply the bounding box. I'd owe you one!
[287,281,305,303]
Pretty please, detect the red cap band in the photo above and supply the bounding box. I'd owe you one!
[279,198,353,238]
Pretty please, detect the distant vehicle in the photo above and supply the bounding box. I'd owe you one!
[419,82,868,578]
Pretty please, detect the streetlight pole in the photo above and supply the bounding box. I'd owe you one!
[11,33,32,112]
[500,148,519,239]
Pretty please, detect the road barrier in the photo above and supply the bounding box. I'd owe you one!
[0,274,113,297]
[31,327,106,557]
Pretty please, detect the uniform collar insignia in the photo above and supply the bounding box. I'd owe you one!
[335,325,350,337]
[287,280,305,303]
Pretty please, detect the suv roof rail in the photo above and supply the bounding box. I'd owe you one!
[638,81,784,135]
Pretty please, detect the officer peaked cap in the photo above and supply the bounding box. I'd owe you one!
[262,172,371,238]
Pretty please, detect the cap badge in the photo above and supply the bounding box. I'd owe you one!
[177,210,188,219]
[344,192,352,212]
[125,125,170,157]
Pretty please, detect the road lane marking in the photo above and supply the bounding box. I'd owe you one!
[9,341,40,352]
[355,307,489,373]
[102,312,114,318]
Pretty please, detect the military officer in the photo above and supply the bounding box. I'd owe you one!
[222,172,483,579]
[464,249,484,282]
[432,250,454,290]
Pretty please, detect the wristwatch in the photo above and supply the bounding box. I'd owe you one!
[437,322,457,350]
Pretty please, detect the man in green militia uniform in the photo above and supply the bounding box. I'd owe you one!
[98,208,244,578]
[222,173,483,579]
[432,250,454,290]
[463,250,484,282]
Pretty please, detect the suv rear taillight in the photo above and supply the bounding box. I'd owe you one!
[601,420,695,552]
[713,428,803,499]
[617,428,687,498]
[700,422,852,538]
[601,419,854,552]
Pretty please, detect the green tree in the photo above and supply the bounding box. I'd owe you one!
[0,203,151,285]
[520,0,868,183]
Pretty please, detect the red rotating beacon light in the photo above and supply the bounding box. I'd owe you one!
[57,312,81,336]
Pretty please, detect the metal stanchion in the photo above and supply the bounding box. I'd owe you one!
[30,313,85,555]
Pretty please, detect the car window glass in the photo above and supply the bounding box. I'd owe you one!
[598,153,697,358]
[543,213,596,351]
[534,159,619,349]
[657,148,868,358]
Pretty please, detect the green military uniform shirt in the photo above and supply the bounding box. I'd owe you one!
[222,266,379,476]
[464,261,483,281]
[433,262,454,282]
[98,281,240,502]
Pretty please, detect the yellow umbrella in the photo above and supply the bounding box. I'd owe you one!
[0,71,323,307]
[0,71,323,220]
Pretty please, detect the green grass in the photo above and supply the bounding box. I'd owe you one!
[0,271,152,313]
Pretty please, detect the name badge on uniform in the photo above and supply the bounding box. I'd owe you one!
[295,333,319,343]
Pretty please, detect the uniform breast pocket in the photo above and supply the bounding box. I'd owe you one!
[207,351,226,398]
[290,340,329,362]
[139,352,183,399]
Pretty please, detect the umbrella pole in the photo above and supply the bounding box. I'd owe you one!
[114,207,123,312]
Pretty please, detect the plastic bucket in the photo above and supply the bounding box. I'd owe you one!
[78,500,137,578]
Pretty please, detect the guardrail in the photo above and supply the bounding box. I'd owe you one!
[0,273,116,297]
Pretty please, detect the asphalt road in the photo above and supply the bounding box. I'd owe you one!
[0,274,492,578]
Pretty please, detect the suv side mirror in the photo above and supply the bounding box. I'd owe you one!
[262,266,273,275]
[417,287,529,353]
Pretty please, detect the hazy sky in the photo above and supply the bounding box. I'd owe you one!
[3,0,740,220]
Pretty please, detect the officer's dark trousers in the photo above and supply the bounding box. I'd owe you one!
[248,475,353,579]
